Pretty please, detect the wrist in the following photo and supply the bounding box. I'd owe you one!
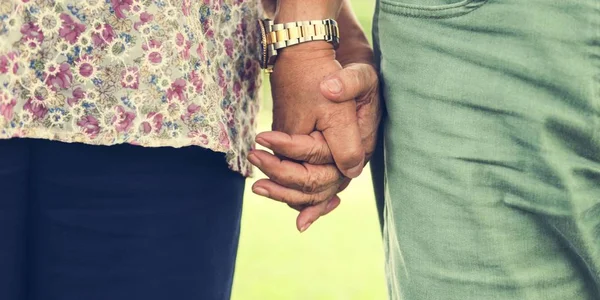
[273,46,336,78]
[336,40,373,67]
[277,41,335,61]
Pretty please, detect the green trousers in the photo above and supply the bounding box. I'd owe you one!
[372,0,600,299]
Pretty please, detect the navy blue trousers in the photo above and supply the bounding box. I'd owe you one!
[0,138,245,300]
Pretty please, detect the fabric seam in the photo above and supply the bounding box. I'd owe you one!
[380,0,488,18]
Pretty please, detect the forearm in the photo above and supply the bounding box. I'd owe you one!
[261,0,276,17]
[335,0,373,66]
[274,0,343,23]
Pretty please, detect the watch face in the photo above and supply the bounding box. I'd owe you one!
[256,20,267,69]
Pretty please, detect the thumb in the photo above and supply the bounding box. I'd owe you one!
[320,63,377,102]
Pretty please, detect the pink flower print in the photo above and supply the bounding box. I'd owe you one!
[67,87,85,106]
[142,40,162,51]
[111,0,133,19]
[45,63,73,90]
[75,56,96,80]
[77,115,100,138]
[217,68,226,89]
[235,23,244,37]
[189,130,209,145]
[225,106,235,127]
[224,38,234,58]
[0,52,18,75]
[0,98,17,120]
[213,0,222,10]
[176,33,192,60]
[189,71,204,93]
[20,22,44,44]
[141,112,163,134]
[134,12,154,30]
[195,43,206,61]
[218,122,230,149]
[175,32,185,47]
[92,23,115,47]
[233,81,241,98]
[181,103,200,122]
[24,98,48,119]
[142,39,163,65]
[148,52,162,64]
[78,63,93,78]
[205,29,214,39]
[198,134,209,146]
[182,0,192,16]
[59,13,86,44]
[112,105,136,133]
[140,12,154,23]
[166,79,188,102]
[120,67,139,89]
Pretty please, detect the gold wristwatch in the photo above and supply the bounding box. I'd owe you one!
[257,19,340,73]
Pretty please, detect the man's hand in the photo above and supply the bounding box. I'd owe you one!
[250,0,379,231]
[269,45,366,179]
[250,62,381,231]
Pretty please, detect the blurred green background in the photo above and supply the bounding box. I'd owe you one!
[231,1,387,299]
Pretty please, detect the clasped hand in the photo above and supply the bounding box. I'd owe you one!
[248,45,381,232]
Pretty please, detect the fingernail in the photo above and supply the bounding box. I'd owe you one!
[300,222,313,233]
[346,164,363,178]
[255,137,271,148]
[247,152,261,167]
[253,187,269,197]
[323,78,342,94]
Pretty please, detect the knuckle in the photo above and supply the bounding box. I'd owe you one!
[340,148,364,168]
[307,193,327,206]
[307,143,327,164]
[301,170,320,194]
[277,192,290,204]
[315,192,331,204]
[328,167,344,183]
[306,195,317,206]
[350,69,362,88]
[319,110,337,128]
[279,192,298,206]
[267,171,283,184]
[368,70,378,87]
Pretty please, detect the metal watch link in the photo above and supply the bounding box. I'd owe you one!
[257,19,340,72]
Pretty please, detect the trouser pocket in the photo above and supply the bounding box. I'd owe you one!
[379,0,489,18]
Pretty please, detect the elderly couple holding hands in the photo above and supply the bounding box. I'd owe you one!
[1,0,598,299]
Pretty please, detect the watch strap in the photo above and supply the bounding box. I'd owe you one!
[266,19,340,50]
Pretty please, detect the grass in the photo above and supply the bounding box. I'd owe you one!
[231,1,387,299]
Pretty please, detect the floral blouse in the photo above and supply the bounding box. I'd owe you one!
[0,0,262,176]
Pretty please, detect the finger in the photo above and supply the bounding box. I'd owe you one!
[338,178,351,193]
[295,201,327,232]
[255,131,334,164]
[296,195,341,232]
[318,103,365,178]
[248,150,342,193]
[289,204,305,212]
[251,178,337,206]
[320,64,378,102]
[288,196,339,215]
